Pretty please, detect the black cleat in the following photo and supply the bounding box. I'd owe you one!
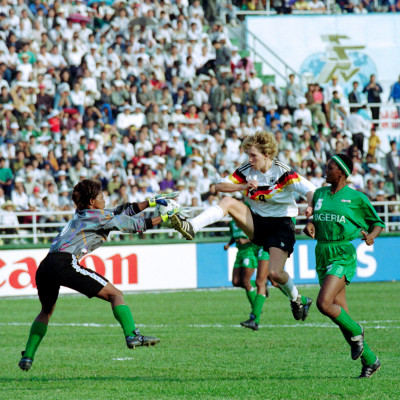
[350,325,364,360]
[19,351,33,371]
[240,318,259,331]
[358,357,381,378]
[126,329,160,349]
[170,214,195,240]
[301,297,313,321]
[290,296,304,321]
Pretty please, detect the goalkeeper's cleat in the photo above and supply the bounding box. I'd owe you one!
[358,357,381,378]
[240,315,258,331]
[350,325,364,360]
[290,295,304,321]
[126,329,160,349]
[18,351,33,371]
[301,297,313,321]
[170,214,195,240]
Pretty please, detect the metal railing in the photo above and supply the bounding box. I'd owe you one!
[0,201,398,245]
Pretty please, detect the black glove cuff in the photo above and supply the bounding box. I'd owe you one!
[145,218,153,229]
[131,203,141,214]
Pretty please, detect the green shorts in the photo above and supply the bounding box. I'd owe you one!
[253,245,270,261]
[234,247,258,269]
[315,241,357,286]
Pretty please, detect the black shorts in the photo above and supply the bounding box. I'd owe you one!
[250,211,296,256]
[36,252,109,313]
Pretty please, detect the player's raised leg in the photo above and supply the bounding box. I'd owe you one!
[171,197,254,241]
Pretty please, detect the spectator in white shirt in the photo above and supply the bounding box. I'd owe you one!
[180,56,196,82]
[119,135,135,161]
[70,82,86,116]
[348,164,365,191]
[48,45,67,69]
[249,70,263,91]
[11,177,29,211]
[176,180,192,206]
[135,130,153,154]
[293,97,313,127]
[116,105,136,132]
[310,167,325,188]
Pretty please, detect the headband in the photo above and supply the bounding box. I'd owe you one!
[331,155,351,177]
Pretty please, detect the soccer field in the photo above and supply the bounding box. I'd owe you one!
[1,282,399,400]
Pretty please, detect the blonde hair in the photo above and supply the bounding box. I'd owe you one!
[242,131,278,159]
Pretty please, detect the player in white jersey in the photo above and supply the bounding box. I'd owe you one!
[171,131,316,322]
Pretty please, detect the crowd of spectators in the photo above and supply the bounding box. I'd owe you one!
[0,0,397,242]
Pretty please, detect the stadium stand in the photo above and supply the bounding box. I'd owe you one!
[0,0,397,243]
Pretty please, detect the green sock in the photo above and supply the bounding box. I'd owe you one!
[113,305,136,336]
[339,326,352,346]
[252,294,266,324]
[361,341,377,365]
[339,321,376,364]
[23,321,48,359]
[301,295,309,305]
[250,279,256,288]
[332,308,362,337]
[246,289,256,308]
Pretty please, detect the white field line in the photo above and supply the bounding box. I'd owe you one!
[0,321,399,329]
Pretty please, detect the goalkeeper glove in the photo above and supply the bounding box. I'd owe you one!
[148,192,180,207]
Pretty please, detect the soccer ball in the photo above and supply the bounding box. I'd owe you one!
[155,199,181,217]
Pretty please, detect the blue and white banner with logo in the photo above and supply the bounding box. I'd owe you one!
[0,238,397,296]
[246,14,400,99]
[196,237,400,287]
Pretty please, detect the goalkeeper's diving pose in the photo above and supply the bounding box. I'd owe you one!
[19,179,181,371]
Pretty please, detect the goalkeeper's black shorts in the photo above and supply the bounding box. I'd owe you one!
[36,252,108,313]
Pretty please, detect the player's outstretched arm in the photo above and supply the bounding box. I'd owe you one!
[216,182,256,193]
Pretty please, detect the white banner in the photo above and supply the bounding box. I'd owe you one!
[247,14,400,97]
[0,244,197,297]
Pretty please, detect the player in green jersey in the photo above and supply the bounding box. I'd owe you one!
[224,219,270,330]
[304,154,385,378]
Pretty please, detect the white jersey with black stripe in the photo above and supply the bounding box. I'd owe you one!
[219,159,316,217]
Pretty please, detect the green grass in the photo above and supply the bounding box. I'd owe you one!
[1,282,399,400]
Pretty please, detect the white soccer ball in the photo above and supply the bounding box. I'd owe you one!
[155,199,181,217]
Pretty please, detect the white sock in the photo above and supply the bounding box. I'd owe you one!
[190,205,224,233]
[278,276,299,301]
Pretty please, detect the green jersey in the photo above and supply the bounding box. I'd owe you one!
[312,186,385,242]
[229,220,252,250]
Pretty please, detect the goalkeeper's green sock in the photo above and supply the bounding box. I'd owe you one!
[250,279,256,288]
[113,305,136,336]
[246,288,256,308]
[23,320,48,359]
[252,294,266,324]
[332,308,362,337]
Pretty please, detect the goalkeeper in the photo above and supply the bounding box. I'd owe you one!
[224,219,271,331]
[19,179,180,372]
